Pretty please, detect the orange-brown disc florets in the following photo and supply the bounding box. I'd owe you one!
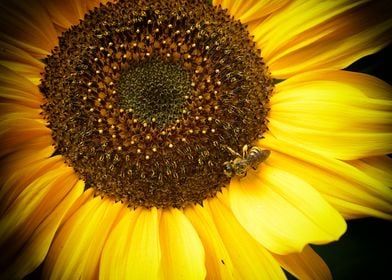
[40,0,273,208]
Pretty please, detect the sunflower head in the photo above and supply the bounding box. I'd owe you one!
[2,0,392,278]
[39,0,273,208]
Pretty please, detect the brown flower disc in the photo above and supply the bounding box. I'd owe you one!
[40,0,273,208]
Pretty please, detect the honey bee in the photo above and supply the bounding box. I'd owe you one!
[223,144,270,177]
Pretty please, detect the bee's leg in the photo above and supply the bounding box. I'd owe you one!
[239,171,247,179]
[242,144,248,158]
[223,145,241,157]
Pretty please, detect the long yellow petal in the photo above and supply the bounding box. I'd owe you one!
[1,181,84,279]
[159,208,206,280]
[252,0,392,79]
[80,201,125,280]
[0,0,58,58]
[273,246,332,280]
[0,156,63,215]
[349,156,392,188]
[275,69,392,100]
[261,136,392,220]
[0,144,56,205]
[0,165,77,269]
[42,0,113,35]
[58,188,96,225]
[0,117,52,158]
[0,64,42,106]
[325,196,392,220]
[209,194,286,279]
[229,165,346,254]
[270,70,392,160]
[124,207,161,279]
[44,195,123,279]
[41,0,90,34]
[0,166,75,243]
[214,0,290,24]
[100,207,142,280]
[44,194,103,279]
[185,203,236,280]
[0,42,44,85]
[0,104,42,120]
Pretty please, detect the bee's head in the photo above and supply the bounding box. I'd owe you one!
[223,161,236,177]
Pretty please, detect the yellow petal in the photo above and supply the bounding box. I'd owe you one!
[0,166,75,243]
[273,246,332,280]
[185,203,237,280]
[1,181,84,279]
[44,196,123,279]
[0,154,56,211]
[270,70,392,160]
[0,156,63,215]
[0,64,42,105]
[273,69,392,99]
[100,207,142,280]
[124,207,161,279]
[252,1,392,79]
[0,145,56,205]
[42,0,90,34]
[261,136,392,220]
[80,201,125,280]
[215,0,290,24]
[159,208,206,280]
[349,156,392,187]
[0,104,42,119]
[325,196,392,220]
[209,194,286,279]
[0,117,52,158]
[58,188,95,225]
[44,194,103,278]
[0,0,58,58]
[214,0,234,9]
[0,42,44,85]
[0,165,77,266]
[229,165,346,254]
[105,208,163,279]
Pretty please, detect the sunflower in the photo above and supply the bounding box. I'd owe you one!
[1,0,391,278]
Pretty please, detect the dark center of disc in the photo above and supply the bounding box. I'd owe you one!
[118,59,190,127]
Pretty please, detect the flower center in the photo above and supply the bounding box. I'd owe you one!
[118,58,190,127]
[40,0,273,208]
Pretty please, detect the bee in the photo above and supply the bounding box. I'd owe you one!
[223,144,270,177]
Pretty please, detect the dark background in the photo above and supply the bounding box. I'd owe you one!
[310,218,392,279]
